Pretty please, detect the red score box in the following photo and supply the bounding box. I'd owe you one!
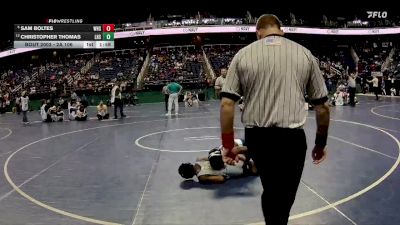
[102,24,115,32]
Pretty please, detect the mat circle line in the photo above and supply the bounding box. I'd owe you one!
[371,104,400,121]
[247,119,400,225]
[3,115,215,225]
[134,127,244,152]
[2,117,399,225]
[0,127,12,140]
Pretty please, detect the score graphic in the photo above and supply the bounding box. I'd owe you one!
[14,24,115,49]
[102,24,115,32]
[103,33,114,41]
[102,24,115,41]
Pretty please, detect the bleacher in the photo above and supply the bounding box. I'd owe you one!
[204,44,244,76]
[92,49,146,82]
[145,46,204,86]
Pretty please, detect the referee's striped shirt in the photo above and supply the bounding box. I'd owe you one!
[221,34,328,129]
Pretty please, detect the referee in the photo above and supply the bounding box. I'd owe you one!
[220,15,330,225]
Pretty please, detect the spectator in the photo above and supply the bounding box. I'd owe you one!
[111,81,126,119]
[97,101,110,120]
[20,91,29,124]
[75,105,87,121]
[162,83,169,112]
[214,68,227,99]
[166,79,182,116]
[347,71,357,106]
[40,100,52,122]
[367,75,380,100]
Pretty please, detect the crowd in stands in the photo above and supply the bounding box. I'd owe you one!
[0,49,146,112]
[115,12,400,33]
[2,40,400,115]
[204,45,244,76]
[144,46,205,85]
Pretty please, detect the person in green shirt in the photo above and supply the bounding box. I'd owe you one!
[166,79,182,116]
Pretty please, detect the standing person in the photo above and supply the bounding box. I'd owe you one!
[166,79,182,116]
[381,78,386,96]
[347,71,357,107]
[214,68,227,99]
[219,15,330,225]
[367,75,380,100]
[21,91,29,124]
[162,83,169,112]
[15,93,21,115]
[111,81,126,119]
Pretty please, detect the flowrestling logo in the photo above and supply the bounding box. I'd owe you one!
[367,11,388,19]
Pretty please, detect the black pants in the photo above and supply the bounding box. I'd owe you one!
[97,113,109,120]
[22,110,28,122]
[373,87,380,100]
[114,98,124,118]
[245,127,307,225]
[164,94,169,111]
[76,115,87,121]
[348,87,356,106]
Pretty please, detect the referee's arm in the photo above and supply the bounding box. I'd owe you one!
[307,55,330,164]
[220,54,242,152]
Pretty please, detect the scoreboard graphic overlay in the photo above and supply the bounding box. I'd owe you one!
[14,24,115,49]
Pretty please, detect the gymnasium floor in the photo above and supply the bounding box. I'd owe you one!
[0,95,399,225]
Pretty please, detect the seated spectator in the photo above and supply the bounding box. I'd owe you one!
[75,105,87,121]
[391,87,397,96]
[68,100,78,120]
[97,101,109,120]
[184,91,199,107]
[40,100,52,122]
[58,97,67,109]
[48,105,64,122]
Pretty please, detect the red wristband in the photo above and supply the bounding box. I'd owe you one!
[222,132,235,150]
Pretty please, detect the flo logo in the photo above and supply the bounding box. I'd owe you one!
[367,11,388,18]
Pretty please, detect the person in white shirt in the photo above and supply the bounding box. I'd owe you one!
[40,100,52,122]
[391,87,397,96]
[347,71,357,107]
[178,140,257,184]
[367,76,380,100]
[184,91,199,107]
[20,91,29,124]
[111,81,126,119]
[214,68,227,99]
[75,105,87,121]
[68,100,78,120]
[97,101,109,120]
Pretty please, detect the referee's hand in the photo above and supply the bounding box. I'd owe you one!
[312,145,327,164]
[222,147,239,165]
